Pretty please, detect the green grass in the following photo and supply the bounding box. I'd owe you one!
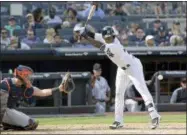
[36,113,186,125]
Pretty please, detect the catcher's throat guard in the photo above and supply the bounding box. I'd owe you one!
[61,72,75,93]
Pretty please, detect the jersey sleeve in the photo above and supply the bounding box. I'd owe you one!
[94,33,105,43]
[0,79,10,92]
[24,87,34,98]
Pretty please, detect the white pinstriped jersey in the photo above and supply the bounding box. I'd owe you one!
[94,33,135,70]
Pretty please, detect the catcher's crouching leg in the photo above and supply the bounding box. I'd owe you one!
[2,108,38,130]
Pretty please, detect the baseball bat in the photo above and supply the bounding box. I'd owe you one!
[84,5,96,28]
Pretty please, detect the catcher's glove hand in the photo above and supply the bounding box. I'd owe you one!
[59,72,75,93]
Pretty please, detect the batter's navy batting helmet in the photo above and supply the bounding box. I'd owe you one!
[14,65,34,88]
[102,26,115,38]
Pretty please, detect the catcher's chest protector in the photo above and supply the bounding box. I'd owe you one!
[1,78,36,128]
[3,78,34,108]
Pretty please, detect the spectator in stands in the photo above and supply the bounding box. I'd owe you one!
[171,2,180,14]
[169,21,184,46]
[1,28,10,49]
[111,2,129,16]
[170,21,183,36]
[154,3,162,16]
[145,35,156,47]
[43,28,56,44]
[91,63,111,114]
[32,8,44,24]
[147,19,162,36]
[25,13,35,29]
[112,21,122,36]
[160,2,166,14]
[155,26,170,46]
[62,8,79,28]
[128,27,145,46]
[7,36,19,50]
[79,2,105,19]
[170,78,187,103]
[54,34,69,44]
[44,7,62,24]
[54,34,62,44]
[4,16,21,37]
[21,29,41,47]
[118,29,128,46]
[25,13,43,30]
[127,23,140,36]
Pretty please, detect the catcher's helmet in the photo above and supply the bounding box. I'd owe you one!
[14,65,34,88]
[102,26,115,38]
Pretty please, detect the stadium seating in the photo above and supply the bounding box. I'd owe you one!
[30,42,72,49]
[58,28,73,37]
[35,29,46,37]
[13,29,27,36]
[89,21,108,31]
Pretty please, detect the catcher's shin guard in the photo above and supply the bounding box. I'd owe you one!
[2,120,38,130]
[2,108,38,130]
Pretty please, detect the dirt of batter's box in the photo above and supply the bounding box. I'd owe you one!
[1,123,186,134]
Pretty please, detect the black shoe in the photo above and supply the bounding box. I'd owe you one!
[109,121,123,129]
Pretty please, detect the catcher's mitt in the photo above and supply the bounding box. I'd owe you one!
[61,72,75,93]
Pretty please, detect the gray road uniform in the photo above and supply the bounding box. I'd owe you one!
[92,76,110,113]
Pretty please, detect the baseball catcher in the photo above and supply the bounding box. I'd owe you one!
[0,65,74,131]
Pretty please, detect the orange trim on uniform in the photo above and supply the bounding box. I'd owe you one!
[24,88,33,98]
[4,79,11,92]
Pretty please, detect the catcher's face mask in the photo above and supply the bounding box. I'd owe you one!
[14,65,34,88]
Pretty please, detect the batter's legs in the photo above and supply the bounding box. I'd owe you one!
[109,67,131,129]
[127,58,161,129]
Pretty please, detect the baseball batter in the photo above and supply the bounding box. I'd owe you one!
[80,26,161,129]
[0,65,71,130]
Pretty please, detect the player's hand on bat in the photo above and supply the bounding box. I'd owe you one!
[80,27,87,38]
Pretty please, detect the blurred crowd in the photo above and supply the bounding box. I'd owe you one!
[1,1,186,50]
